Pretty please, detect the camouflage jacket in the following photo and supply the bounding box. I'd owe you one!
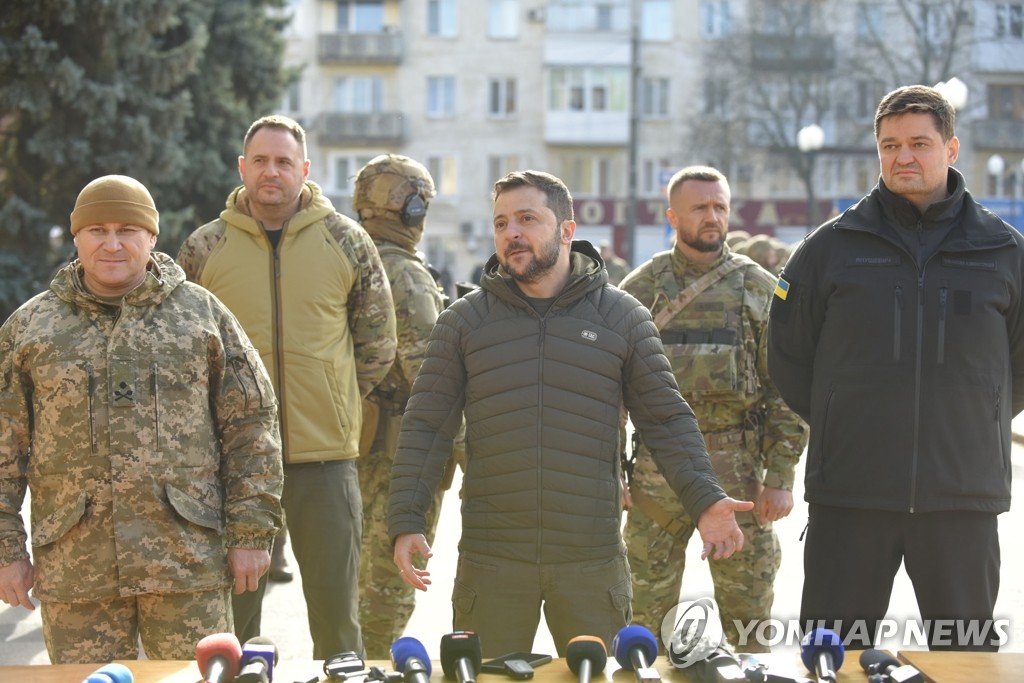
[177,182,396,464]
[369,241,446,407]
[620,245,806,490]
[0,253,283,600]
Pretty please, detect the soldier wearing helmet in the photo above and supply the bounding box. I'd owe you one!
[354,154,455,657]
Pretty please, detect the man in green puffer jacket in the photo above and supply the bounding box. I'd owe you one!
[388,170,751,657]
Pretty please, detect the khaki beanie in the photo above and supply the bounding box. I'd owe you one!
[70,175,160,235]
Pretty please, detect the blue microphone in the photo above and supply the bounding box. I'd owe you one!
[81,663,133,683]
[612,625,660,683]
[391,636,433,683]
[799,628,845,683]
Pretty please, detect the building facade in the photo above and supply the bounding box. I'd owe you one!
[279,0,1024,284]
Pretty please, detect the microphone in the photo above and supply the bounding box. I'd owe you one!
[799,629,844,683]
[612,625,661,683]
[237,636,279,683]
[196,632,243,683]
[81,663,133,683]
[391,636,434,683]
[565,636,607,683]
[859,649,923,683]
[440,631,482,683]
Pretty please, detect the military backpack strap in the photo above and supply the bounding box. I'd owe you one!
[628,484,691,541]
[651,257,746,331]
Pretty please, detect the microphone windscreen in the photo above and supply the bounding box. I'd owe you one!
[565,636,607,674]
[82,663,134,683]
[799,628,845,671]
[612,625,658,670]
[440,631,482,679]
[858,647,900,672]
[243,635,280,665]
[196,632,243,679]
[392,636,434,676]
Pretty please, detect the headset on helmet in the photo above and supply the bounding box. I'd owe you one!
[354,154,436,227]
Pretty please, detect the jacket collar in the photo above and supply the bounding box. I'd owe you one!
[480,240,608,308]
[222,181,334,237]
[833,168,1017,252]
[51,252,185,308]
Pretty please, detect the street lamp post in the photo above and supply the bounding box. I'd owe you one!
[797,123,825,232]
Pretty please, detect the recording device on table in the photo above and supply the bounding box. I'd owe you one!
[480,651,553,679]
[196,632,243,683]
[612,624,661,683]
[858,649,923,683]
[81,662,133,683]
[441,631,483,683]
[565,636,607,683]
[236,636,279,683]
[391,636,433,683]
[799,629,845,683]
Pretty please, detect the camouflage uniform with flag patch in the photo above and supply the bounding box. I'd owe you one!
[620,244,807,652]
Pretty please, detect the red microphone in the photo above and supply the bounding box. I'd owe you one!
[196,632,243,683]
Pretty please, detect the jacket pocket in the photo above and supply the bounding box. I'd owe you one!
[166,483,224,533]
[31,491,88,547]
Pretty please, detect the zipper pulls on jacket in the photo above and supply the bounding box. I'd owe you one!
[893,282,904,361]
[87,366,97,453]
[151,362,161,449]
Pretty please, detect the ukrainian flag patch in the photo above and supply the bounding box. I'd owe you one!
[774,277,791,301]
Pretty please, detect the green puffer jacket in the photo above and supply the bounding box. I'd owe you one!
[388,240,725,564]
[0,253,283,599]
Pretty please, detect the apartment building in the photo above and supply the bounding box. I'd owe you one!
[279,0,1024,283]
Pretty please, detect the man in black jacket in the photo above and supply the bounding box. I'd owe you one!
[768,85,1024,651]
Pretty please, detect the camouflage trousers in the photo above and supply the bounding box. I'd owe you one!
[623,443,780,653]
[40,587,231,663]
[358,406,444,659]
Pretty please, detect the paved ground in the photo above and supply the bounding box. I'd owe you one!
[5,419,1024,665]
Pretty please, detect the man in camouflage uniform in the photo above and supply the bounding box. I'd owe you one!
[0,175,283,663]
[621,166,807,652]
[352,154,454,657]
[177,116,396,658]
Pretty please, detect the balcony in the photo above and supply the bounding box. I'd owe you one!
[750,34,835,72]
[971,119,1024,151]
[313,111,404,146]
[318,31,403,65]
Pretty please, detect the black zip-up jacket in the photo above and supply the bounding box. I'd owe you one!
[388,241,725,563]
[768,169,1024,514]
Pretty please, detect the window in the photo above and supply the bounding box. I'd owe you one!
[427,77,456,117]
[596,3,614,31]
[641,77,670,118]
[281,80,301,115]
[700,1,731,38]
[489,0,520,39]
[330,154,376,194]
[854,79,887,119]
[489,78,517,117]
[336,0,384,33]
[558,156,613,197]
[641,158,673,196]
[989,84,1024,120]
[487,155,520,189]
[549,67,628,113]
[855,3,884,42]
[641,0,672,40]
[702,78,729,116]
[996,3,1024,38]
[428,0,457,37]
[333,77,383,113]
[427,156,458,195]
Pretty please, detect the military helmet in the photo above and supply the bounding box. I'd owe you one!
[353,154,436,227]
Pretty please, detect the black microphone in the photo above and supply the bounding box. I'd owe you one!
[237,636,279,683]
[565,636,607,683]
[391,636,433,683]
[799,629,844,683]
[440,631,482,683]
[195,632,242,683]
[612,625,661,683]
[858,648,923,683]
